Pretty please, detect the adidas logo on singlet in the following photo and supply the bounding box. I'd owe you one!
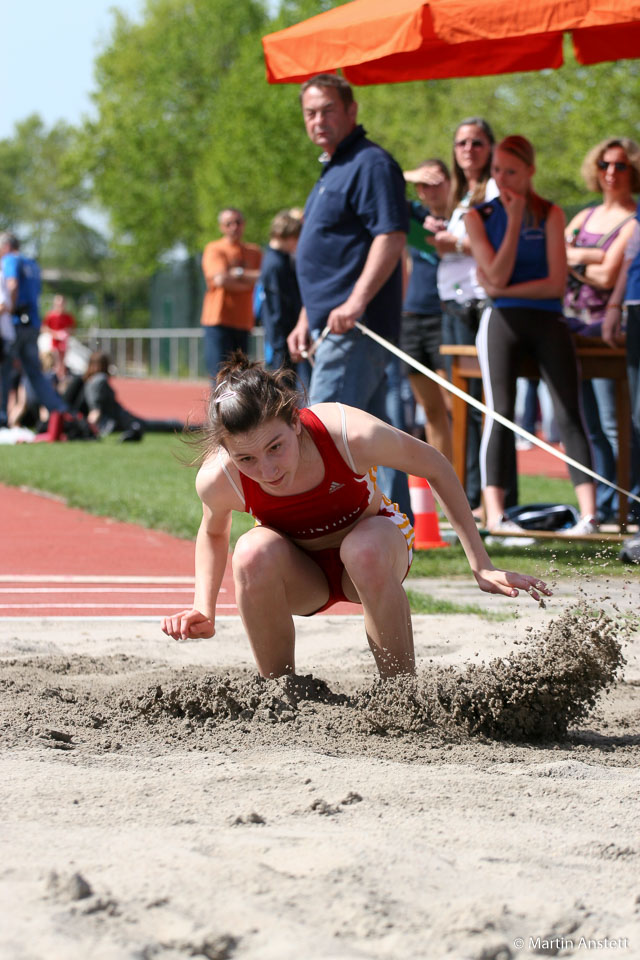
[328,481,344,494]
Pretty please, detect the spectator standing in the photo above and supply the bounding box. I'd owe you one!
[466,135,596,536]
[258,210,309,386]
[0,232,67,427]
[564,137,640,523]
[200,209,262,378]
[602,203,640,560]
[43,294,75,379]
[430,118,503,514]
[287,73,411,516]
[401,158,453,459]
[0,262,15,387]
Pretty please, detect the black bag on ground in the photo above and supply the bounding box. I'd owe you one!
[504,503,580,532]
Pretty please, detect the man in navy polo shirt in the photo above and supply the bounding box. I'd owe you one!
[288,73,411,513]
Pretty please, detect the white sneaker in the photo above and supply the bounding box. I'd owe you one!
[488,516,527,535]
[516,438,534,451]
[485,516,536,547]
[560,514,599,536]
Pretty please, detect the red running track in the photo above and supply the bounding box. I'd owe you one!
[0,483,361,619]
[1,376,563,619]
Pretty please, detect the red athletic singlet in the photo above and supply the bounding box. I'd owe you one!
[238,407,376,540]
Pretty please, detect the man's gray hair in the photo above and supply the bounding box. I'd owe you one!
[0,232,19,250]
[300,73,354,109]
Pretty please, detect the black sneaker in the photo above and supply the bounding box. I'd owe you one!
[619,531,640,564]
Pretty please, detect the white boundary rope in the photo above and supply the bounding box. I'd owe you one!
[352,321,640,508]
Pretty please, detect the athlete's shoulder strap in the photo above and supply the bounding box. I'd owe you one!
[337,402,357,473]
[217,451,245,504]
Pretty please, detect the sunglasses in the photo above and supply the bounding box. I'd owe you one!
[597,160,628,172]
[455,138,487,149]
[221,218,243,226]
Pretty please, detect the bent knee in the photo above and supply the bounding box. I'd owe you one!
[340,534,396,591]
[232,528,289,582]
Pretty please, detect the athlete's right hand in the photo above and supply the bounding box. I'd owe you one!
[161,609,215,641]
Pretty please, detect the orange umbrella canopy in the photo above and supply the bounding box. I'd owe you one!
[262,0,640,84]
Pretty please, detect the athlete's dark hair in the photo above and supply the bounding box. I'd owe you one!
[194,352,302,463]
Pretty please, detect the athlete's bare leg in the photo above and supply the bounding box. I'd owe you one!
[339,517,414,678]
[232,526,330,678]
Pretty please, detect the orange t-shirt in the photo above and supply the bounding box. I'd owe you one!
[200,238,262,330]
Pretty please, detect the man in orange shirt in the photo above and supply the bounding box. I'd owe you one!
[200,208,262,377]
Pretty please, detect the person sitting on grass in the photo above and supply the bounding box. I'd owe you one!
[161,354,549,679]
[81,351,186,441]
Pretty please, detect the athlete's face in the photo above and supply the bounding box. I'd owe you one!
[224,416,302,489]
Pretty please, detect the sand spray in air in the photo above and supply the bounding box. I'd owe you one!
[131,606,634,743]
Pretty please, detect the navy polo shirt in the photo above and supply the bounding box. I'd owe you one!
[403,201,441,317]
[296,125,409,339]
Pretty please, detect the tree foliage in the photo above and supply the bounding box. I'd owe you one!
[2,0,639,297]
[0,115,88,256]
[86,0,268,272]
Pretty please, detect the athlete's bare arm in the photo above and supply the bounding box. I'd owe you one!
[161,457,243,640]
[317,404,550,602]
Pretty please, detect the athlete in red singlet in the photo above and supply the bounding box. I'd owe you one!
[162,355,550,679]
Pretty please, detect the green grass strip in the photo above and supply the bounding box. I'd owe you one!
[405,589,516,620]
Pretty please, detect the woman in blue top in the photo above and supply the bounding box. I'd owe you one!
[466,135,596,536]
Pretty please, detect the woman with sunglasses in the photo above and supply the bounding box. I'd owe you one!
[466,135,597,537]
[564,137,640,523]
[431,118,516,516]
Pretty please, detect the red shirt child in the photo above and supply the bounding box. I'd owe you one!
[44,295,75,354]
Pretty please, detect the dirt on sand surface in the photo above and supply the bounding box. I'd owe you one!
[1,576,639,960]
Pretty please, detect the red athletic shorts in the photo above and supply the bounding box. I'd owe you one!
[303,498,415,615]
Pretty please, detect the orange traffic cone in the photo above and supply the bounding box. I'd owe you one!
[408,475,449,549]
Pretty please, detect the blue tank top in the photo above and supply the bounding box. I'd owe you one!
[477,197,562,313]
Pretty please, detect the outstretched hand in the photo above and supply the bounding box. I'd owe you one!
[161,608,215,641]
[473,567,552,602]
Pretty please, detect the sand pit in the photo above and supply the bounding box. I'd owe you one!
[1,576,639,960]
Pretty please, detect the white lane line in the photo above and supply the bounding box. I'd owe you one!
[0,615,244,622]
[0,603,239,610]
[0,575,197,584]
[0,587,195,594]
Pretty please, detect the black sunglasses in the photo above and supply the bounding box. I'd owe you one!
[597,159,629,172]
[455,138,486,149]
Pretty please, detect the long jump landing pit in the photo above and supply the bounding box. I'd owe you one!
[0,484,361,618]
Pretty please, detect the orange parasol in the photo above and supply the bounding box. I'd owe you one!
[262,0,640,84]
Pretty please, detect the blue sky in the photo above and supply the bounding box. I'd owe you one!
[0,0,145,140]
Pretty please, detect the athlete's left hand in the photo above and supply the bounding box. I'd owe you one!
[473,567,552,602]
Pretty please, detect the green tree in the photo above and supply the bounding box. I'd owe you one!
[0,115,89,256]
[87,0,268,272]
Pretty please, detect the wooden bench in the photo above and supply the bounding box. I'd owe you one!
[439,337,631,530]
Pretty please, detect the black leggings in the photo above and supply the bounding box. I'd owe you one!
[476,307,592,489]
